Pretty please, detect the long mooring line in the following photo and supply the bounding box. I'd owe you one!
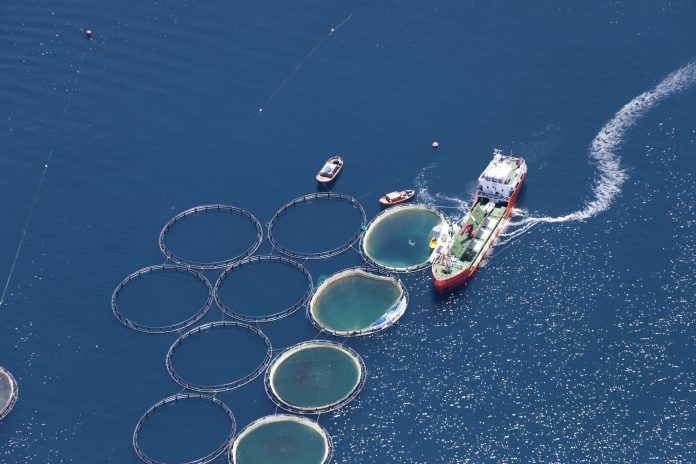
[0,45,90,307]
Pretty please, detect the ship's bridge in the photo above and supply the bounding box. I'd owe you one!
[477,153,522,202]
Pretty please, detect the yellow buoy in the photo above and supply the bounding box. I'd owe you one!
[429,238,437,249]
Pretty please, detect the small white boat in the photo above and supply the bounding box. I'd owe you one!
[379,189,416,206]
[316,156,344,183]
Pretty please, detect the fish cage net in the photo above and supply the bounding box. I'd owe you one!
[159,205,263,270]
[264,340,366,414]
[0,367,18,421]
[307,266,409,337]
[214,255,313,323]
[228,414,334,464]
[111,264,213,334]
[165,321,273,393]
[360,203,447,273]
[267,192,366,260]
[133,393,235,464]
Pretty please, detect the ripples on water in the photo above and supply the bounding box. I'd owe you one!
[2,1,696,463]
[329,114,696,463]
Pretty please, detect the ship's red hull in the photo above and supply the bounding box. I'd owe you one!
[432,171,526,293]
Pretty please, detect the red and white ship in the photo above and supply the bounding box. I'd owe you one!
[431,149,527,292]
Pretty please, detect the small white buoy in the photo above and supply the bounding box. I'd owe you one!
[85,29,93,39]
[432,141,439,149]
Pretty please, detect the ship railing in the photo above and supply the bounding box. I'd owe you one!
[478,192,510,203]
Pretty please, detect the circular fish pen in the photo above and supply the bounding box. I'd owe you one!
[267,193,366,260]
[308,267,408,337]
[229,414,333,464]
[0,367,18,421]
[112,265,213,334]
[361,204,447,272]
[166,321,272,393]
[264,341,366,414]
[133,393,235,464]
[214,255,313,323]
[159,205,263,270]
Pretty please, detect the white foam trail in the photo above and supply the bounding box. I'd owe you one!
[414,162,438,205]
[415,62,696,245]
[516,61,696,226]
[497,221,539,246]
[415,162,471,221]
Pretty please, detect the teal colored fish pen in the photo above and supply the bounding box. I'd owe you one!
[265,340,366,413]
[308,267,408,336]
[230,415,333,464]
[361,204,446,272]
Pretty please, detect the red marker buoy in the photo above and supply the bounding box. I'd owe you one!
[85,29,93,39]
[432,141,439,149]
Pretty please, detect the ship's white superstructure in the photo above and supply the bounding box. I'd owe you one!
[477,149,526,202]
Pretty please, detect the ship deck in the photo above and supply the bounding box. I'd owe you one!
[432,154,526,285]
[432,200,506,280]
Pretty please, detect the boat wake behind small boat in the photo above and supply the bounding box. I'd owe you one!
[316,156,344,183]
[379,190,416,206]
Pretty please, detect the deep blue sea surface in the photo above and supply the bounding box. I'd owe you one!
[1,1,695,462]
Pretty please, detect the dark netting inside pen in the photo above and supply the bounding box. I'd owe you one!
[268,193,366,259]
[166,322,272,392]
[133,394,235,464]
[230,415,333,464]
[159,204,262,269]
[265,341,365,414]
[111,264,213,333]
[214,255,313,322]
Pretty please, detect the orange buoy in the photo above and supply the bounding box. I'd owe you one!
[85,29,93,39]
[432,141,439,149]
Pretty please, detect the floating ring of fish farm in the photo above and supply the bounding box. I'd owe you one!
[228,414,334,464]
[214,255,313,323]
[0,367,18,421]
[307,267,409,337]
[111,264,213,334]
[267,192,366,259]
[159,205,263,270]
[264,340,366,414]
[133,393,236,464]
[165,321,273,393]
[360,203,447,272]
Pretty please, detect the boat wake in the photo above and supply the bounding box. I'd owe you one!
[498,61,696,244]
[415,162,471,221]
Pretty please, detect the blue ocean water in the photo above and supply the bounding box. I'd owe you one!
[1,0,695,462]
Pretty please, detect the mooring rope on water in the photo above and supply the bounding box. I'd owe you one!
[0,43,90,307]
[263,340,365,415]
[258,13,353,113]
